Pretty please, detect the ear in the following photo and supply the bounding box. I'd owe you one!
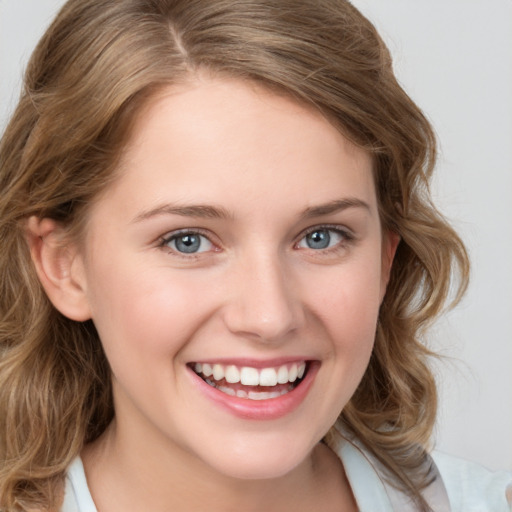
[380,229,400,303]
[25,216,92,321]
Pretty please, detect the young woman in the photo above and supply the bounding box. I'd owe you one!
[0,1,510,511]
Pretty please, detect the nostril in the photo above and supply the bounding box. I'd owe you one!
[222,304,302,343]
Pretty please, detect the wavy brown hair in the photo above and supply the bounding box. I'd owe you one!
[0,0,469,510]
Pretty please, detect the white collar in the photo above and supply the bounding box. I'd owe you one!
[335,433,451,512]
[64,439,451,512]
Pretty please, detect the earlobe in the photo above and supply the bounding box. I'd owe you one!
[25,216,92,321]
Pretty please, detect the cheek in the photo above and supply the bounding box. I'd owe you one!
[312,263,382,337]
[306,256,382,383]
[85,261,213,360]
[298,260,382,429]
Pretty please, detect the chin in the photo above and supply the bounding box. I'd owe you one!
[213,459,302,481]
[198,435,316,481]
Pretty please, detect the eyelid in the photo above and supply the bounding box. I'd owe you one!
[294,224,355,250]
[299,223,354,239]
[156,224,355,256]
[159,228,219,254]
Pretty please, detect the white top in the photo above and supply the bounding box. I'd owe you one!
[62,440,512,512]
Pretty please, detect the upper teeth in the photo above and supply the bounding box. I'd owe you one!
[194,362,306,386]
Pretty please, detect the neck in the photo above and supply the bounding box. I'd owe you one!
[81,420,356,512]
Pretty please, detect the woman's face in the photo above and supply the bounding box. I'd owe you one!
[74,77,396,479]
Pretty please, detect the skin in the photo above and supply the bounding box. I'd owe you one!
[28,77,398,511]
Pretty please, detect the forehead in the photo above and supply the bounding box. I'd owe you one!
[96,77,376,221]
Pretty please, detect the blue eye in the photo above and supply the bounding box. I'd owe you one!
[297,228,346,250]
[164,232,213,254]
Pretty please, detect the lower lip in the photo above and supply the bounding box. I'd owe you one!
[188,363,319,420]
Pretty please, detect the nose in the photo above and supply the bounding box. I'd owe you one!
[222,252,304,343]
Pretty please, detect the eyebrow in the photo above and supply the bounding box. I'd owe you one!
[300,198,370,218]
[132,203,232,223]
[132,198,370,224]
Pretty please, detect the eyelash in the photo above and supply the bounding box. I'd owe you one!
[159,229,216,257]
[295,225,355,254]
[158,225,355,257]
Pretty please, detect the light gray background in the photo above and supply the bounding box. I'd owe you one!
[1,0,511,470]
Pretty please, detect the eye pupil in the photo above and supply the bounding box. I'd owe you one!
[306,230,330,249]
[175,234,201,253]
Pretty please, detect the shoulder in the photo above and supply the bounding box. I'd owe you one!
[332,430,512,512]
[432,451,512,512]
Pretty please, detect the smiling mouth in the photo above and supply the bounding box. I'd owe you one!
[190,361,308,400]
